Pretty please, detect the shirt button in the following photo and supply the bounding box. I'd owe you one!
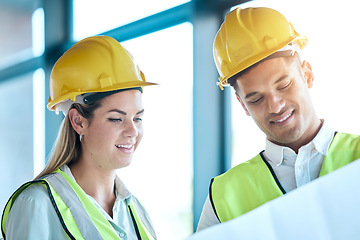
[120,233,125,238]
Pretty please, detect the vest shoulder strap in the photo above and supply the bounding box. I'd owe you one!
[1,172,117,240]
[48,170,118,239]
[1,180,45,239]
[53,169,155,240]
[210,153,284,222]
[320,132,360,176]
[2,170,155,240]
[127,200,155,240]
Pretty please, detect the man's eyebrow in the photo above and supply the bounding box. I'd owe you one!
[245,92,258,99]
[108,109,145,115]
[274,74,289,84]
[244,75,289,99]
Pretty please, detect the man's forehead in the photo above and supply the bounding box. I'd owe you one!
[235,58,294,94]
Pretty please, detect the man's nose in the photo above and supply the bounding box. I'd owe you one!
[267,93,285,114]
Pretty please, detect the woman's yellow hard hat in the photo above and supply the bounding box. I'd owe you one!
[48,35,157,111]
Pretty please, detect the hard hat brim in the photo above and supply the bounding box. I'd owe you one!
[47,81,158,111]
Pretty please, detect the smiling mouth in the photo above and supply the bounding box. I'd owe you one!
[270,111,293,124]
[115,144,133,149]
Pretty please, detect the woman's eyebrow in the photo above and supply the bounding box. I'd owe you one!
[108,109,145,115]
[108,109,127,115]
[136,109,145,115]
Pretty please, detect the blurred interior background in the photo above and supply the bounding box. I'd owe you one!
[1,0,360,239]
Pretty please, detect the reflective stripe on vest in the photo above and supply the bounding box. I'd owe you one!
[1,169,155,240]
[127,200,155,240]
[210,132,360,223]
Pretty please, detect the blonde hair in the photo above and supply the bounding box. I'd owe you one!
[35,100,101,179]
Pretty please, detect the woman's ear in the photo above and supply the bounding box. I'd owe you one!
[68,108,87,135]
[301,60,314,88]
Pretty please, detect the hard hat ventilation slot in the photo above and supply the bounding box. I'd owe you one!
[99,73,113,88]
[263,36,278,50]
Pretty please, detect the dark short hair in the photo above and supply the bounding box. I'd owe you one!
[228,51,301,90]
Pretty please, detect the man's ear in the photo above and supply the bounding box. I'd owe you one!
[235,92,251,116]
[301,60,314,88]
[68,108,87,135]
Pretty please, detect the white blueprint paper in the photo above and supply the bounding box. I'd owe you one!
[187,159,360,240]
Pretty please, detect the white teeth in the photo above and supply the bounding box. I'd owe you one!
[274,113,292,123]
[116,145,132,149]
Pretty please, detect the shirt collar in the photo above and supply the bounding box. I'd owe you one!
[114,175,132,200]
[60,164,132,200]
[264,120,335,166]
[311,120,335,156]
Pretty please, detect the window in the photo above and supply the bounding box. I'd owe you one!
[0,0,45,214]
[0,72,36,212]
[73,0,190,40]
[0,2,42,69]
[118,23,193,239]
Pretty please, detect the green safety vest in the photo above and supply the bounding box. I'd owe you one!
[1,169,155,240]
[210,132,360,223]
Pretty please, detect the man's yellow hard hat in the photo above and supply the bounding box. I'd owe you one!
[48,35,157,111]
[213,7,308,89]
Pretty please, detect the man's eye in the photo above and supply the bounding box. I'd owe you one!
[279,81,292,90]
[248,97,263,104]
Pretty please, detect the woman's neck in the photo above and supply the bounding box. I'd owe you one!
[69,160,117,217]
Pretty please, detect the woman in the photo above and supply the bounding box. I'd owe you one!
[1,36,157,239]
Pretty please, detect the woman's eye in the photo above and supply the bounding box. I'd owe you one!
[108,118,122,122]
[134,117,143,122]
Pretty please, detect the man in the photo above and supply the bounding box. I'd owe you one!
[197,6,360,231]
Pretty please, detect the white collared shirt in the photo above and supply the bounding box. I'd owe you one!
[264,121,335,192]
[5,165,155,239]
[197,121,336,231]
